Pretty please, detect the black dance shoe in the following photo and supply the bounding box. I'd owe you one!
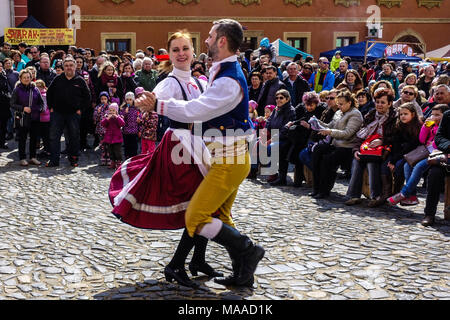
[189,262,224,278]
[164,265,198,288]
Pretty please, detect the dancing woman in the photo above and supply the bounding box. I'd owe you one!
[109,31,222,288]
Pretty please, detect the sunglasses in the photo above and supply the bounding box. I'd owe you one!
[303,68,312,71]
[275,96,286,100]
[326,97,335,100]
[402,91,415,96]
[321,61,329,64]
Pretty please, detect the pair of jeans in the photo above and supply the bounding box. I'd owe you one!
[424,165,446,217]
[18,121,40,160]
[401,159,429,196]
[346,158,381,199]
[49,112,80,165]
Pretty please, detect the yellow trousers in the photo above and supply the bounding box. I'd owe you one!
[185,152,250,237]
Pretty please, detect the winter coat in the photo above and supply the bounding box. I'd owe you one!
[47,73,91,114]
[120,74,137,99]
[388,122,422,164]
[419,123,438,150]
[39,90,50,123]
[330,56,342,73]
[137,111,158,141]
[358,100,375,117]
[434,109,450,153]
[10,82,44,122]
[94,103,109,136]
[5,69,19,91]
[134,69,158,92]
[309,69,335,93]
[120,104,140,135]
[256,78,287,116]
[282,76,310,108]
[101,115,125,144]
[376,71,400,100]
[265,101,296,142]
[0,71,12,119]
[317,107,364,149]
[36,68,57,87]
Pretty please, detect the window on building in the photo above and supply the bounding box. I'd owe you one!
[241,36,258,51]
[287,37,307,52]
[336,36,356,48]
[105,39,131,55]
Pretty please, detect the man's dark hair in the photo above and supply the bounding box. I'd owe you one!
[2,42,11,47]
[305,56,313,63]
[263,65,277,73]
[18,42,27,48]
[212,19,243,53]
[146,46,154,54]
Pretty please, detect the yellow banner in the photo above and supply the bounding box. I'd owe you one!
[4,28,74,46]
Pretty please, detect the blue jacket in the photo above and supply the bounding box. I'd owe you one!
[308,69,335,93]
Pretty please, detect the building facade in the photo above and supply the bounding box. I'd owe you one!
[0,0,29,35]
[25,0,450,58]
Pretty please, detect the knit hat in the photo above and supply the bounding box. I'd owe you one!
[135,87,144,96]
[108,103,119,113]
[99,91,109,99]
[125,92,135,100]
[249,100,258,112]
[264,105,276,112]
[260,37,270,48]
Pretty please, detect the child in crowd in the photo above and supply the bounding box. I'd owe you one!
[35,80,50,157]
[94,91,111,165]
[137,106,159,155]
[101,103,125,170]
[384,103,422,201]
[248,100,259,129]
[257,104,276,130]
[120,92,140,159]
[388,104,450,206]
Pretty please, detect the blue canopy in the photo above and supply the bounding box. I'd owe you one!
[320,40,387,61]
[272,38,312,59]
[16,15,47,28]
[385,53,422,62]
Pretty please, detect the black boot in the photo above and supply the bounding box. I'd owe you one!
[189,235,223,278]
[247,167,257,179]
[165,229,198,288]
[211,223,264,286]
[214,246,254,287]
[293,164,304,187]
[393,175,405,195]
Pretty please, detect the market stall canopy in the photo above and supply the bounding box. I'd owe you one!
[16,15,47,29]
[385,53,422,62]
[254,38,313,63]
[320,41,386,61]
[419,44,450,62]
[271,38,313,62]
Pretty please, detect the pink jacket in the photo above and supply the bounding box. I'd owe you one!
[101,115,125,144]
[39,90,50,122]
[419,123,438,150]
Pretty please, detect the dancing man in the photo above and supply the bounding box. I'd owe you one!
[136,19,265,287]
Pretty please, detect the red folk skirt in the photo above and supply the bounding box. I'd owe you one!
[108,129,206,230]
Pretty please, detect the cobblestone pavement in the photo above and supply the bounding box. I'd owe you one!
[0,140,449,300]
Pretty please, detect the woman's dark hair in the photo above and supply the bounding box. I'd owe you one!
[212,19,243,53]
[249,71,263,82]
[396,102,421,138]
[122,61,134,72]
[356,88,372,102]
[337,89,357,109]
[192,69,205,76]
[432,104,450,114]
[51,50,66,67]
[192,61,206,72]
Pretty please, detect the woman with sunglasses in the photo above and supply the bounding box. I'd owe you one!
[393,85,423,120]
[264,89,296,186]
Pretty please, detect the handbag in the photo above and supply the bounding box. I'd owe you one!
[359,134,389,162]
[404,145,430,167]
